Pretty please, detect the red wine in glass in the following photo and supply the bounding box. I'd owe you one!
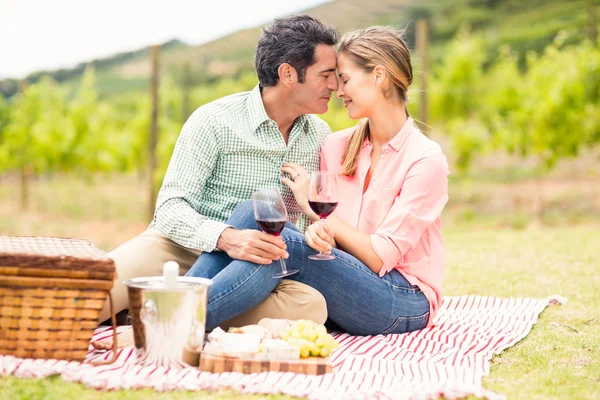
[308,201,338,219]
[308,171,339,260]
[256,219,286,236]
[252,187,299,278]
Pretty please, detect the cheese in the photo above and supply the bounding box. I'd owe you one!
[257,339,300,361]
[257,318,294,339]
[203,341,260,358]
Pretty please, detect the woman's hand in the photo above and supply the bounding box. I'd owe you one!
[305,220,336,253]
[281,163,317,221]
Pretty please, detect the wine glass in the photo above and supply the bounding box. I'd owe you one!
[252,187,299,278]
[308,171,339,260]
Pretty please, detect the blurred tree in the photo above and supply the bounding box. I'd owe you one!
[148,45,160,220]
[508,34,599,170]
[63,67,99,171]
[481,45,524,156]
[2,23,597,213]
[416,16,430,132]
[430,26,487,171]
[588,0,597,45]
[0,95,9,143]
[0,79,18,99]
[0,78,70,207]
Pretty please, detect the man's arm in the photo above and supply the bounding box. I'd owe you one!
[153,109,288,263]
[152,109,230,252]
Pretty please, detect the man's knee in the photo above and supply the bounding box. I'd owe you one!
[224,199,258,230]
[277,280,327,324]
[230,199,254,218]
[98,231,199,323]
[296,285,328,325]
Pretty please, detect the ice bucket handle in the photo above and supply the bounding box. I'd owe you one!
[140,299,159,325]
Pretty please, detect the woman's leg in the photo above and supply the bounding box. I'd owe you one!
[281,228,430,335]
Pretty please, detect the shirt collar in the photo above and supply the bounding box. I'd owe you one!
[388,117,415,151]
[246,85,271,132]
[294,114,310,132]
[247,85,311,133]
[361,117,415,151]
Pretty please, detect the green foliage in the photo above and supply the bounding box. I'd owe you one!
[64,67,105,172]
[1,77,71,173]
[430,28,600,173]
[430,26,488,172]
[321,98,355,133]
[480,46,524,155]
[156,74,184,177]
[431,25,487,119]
[0,95,9,151]
[516,36,600,169]
[1,27,597,181]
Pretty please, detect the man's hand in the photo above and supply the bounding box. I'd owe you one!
[216,228,289,264]
[305,220,336,253]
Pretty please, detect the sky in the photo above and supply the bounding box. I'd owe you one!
[0,0,330,79]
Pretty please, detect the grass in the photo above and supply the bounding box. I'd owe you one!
[1,173,599,399]
[444,225,600,399]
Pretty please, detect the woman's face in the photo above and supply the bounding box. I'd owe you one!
[336,52,381,120]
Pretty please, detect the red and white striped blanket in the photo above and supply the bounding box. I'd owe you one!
[0,295,564,399]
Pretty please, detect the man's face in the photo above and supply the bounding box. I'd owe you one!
[291,44,338,115]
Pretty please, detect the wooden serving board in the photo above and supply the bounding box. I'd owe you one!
[199,353,332,375]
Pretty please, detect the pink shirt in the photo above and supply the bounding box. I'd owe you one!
[320,118,449,324]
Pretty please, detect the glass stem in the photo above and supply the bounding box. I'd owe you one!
[280,256,287,274]
[319,218,326,256]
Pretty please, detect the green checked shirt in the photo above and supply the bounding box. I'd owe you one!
[148,85,331,252]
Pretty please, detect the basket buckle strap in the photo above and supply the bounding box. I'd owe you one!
[89,293,118,365]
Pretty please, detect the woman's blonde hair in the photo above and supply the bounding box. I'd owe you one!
[338,26,413,176]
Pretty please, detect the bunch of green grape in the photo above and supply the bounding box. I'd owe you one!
[280,319,339,358]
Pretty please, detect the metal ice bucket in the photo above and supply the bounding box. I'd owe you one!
[124,276,212,367]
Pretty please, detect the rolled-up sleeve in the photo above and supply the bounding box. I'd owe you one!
[371,154,449,277]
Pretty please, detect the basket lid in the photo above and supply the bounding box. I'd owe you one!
[0,236,115,280]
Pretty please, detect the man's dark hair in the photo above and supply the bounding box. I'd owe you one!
[255,14,338,87]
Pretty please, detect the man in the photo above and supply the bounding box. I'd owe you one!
[98,14,339,327]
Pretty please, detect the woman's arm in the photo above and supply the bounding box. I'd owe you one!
[368,155,449,276]
[310,154,449,276]
[280,162,320,223]
[304,215,383,274]
[281,140,334,224]
[326,215,384,274]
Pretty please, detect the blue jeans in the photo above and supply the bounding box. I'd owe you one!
[187,200,430,335]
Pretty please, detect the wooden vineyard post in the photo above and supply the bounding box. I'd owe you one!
[148,44,160,222]
[416,17,429,134]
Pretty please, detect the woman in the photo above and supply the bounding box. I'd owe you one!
[188,27,449,336]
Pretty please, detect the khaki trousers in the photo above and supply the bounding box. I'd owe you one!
[98,230,327,329]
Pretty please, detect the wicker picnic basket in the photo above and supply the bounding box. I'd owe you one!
[0,236,118,363]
